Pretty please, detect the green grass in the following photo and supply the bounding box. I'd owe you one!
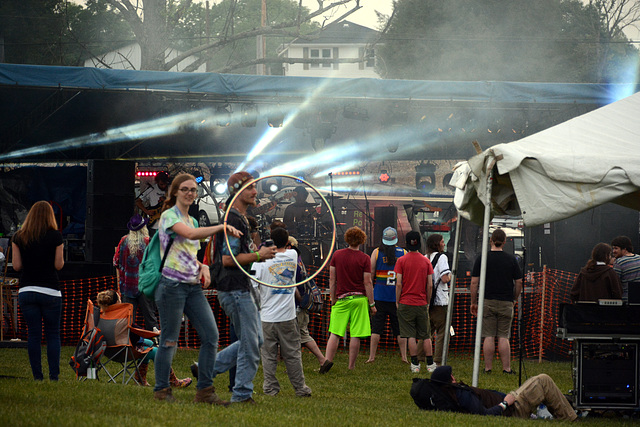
[0,346,635,426]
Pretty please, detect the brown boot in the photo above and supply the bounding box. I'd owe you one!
[154,387,176,402]
[169,368,193,388]
[134,363,150,387]
[194,385,230,406]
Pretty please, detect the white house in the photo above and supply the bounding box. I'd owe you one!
[83,43,206,72]
[279,20,381,78]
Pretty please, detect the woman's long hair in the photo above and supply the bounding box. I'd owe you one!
[13,201,58,247]
[126,227,149,256]
[161,173,196,212]
[585,243,612,270]
[377,243,397,266]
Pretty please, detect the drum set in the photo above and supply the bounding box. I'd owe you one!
[248,193,339,268]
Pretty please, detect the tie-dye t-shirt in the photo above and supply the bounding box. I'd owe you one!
[159,206,201,284]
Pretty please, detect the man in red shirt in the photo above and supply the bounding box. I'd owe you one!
[322,226,376,373]
[395,231,435,374]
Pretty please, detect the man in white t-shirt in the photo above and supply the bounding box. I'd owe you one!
[252,227,312,397]
[425,234,451,367]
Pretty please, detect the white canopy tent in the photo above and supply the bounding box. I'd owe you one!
[445,91,640,385]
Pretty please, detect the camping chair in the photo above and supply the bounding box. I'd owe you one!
[96,302,159,385]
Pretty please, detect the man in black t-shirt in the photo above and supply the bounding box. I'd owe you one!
[211,171,276,404]
[470,229,522,374]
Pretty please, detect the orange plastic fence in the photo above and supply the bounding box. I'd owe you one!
[2,268,576,360]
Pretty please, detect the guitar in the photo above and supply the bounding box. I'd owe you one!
[144,198,165,227]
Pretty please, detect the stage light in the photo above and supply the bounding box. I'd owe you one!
[415,161,436,191]
[213,179,227,195]
[378,170,394,184]
[241,103,258,127]
[209,164,233,194]
[267,111,284,127]
[261,177,282,194]
[137,170,166,178]
[386,140,400,153]
[216,104,232,127]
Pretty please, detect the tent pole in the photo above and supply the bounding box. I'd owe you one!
[442,213,463,365]
[472,161,494,387]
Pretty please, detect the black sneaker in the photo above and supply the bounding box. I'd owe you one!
[483,369,492,374]
[191,362,199,380]
[503,369,517,375]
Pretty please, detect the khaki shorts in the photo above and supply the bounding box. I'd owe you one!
[481,299,514,339]
[397,303,431,340]
[296,309,313,344]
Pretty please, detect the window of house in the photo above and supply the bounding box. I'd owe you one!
[310,48,334,68]
[310,49,320,68]
[322,48,332,68]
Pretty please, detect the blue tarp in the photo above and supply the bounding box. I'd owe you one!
[1,63,637,105]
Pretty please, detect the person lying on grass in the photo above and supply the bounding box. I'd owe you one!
[430,365,577,421]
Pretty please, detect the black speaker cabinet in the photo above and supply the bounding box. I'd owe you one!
[374,206,397,248]
[85,160,135,262]
[87,160,136,195]
[85,227,128,263]
[577,341,639,409]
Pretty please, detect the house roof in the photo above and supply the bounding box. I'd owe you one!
[291,20,380,45]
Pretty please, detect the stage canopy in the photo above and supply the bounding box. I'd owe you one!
[1,63,638,163]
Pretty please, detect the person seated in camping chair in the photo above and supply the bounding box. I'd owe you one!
[96,290,192,388]
[427,365,577,421]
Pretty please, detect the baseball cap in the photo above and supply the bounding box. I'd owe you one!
[406,230,421,251]
[227,171,254,196]
[382,227,398,245]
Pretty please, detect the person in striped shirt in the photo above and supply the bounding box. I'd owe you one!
[611,236,640,303]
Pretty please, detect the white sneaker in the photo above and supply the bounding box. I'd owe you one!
[410,363,420,373]
[427,363,438,373]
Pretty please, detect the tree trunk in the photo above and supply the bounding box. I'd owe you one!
[140,0,166,71]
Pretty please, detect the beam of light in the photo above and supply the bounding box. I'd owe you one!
[236,107,291,171]
[0,108,226,161]
[239,77,336,172]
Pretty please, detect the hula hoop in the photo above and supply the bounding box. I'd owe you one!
[223,174,336,288]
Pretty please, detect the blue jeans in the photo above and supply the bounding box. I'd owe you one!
[154,276,219,391]
[18,291,62,380]
[122,293,158,330]
[215,290,263,402]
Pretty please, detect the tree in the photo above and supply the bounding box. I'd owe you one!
[0,0,72,65]
[586,0,640,81]
[97,0,363,72]
[377,0,639,83]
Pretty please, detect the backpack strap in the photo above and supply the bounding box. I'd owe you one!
[158,236,175,273]
[430,252,443,304]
